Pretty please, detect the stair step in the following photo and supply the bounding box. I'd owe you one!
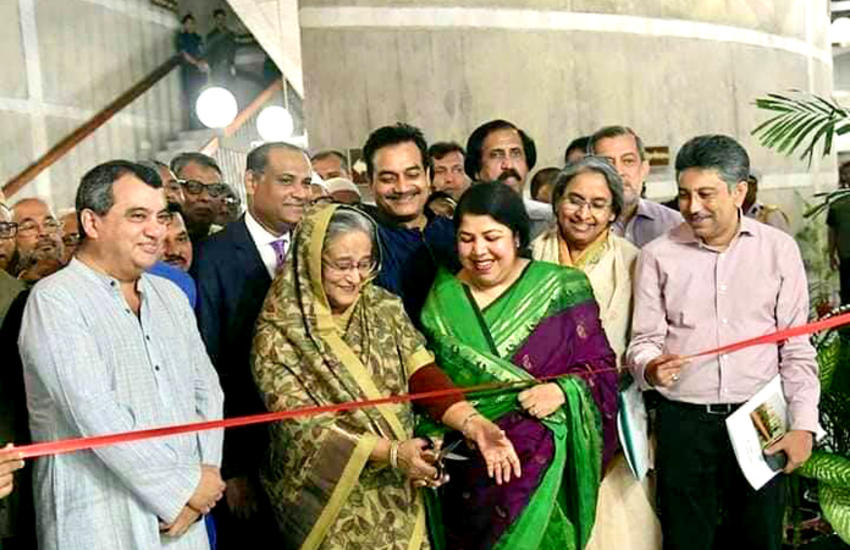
[166,139,211,151]
[176,129,216,141]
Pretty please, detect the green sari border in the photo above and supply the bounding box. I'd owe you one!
[419,263,603,550]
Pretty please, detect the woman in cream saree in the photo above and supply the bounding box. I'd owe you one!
[531,157,661,550]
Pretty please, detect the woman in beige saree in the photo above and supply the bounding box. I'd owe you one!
[251,204,520,550]
[531,156,661,550]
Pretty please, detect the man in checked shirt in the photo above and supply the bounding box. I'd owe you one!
[19,161,225,549]
[627,135,818,550]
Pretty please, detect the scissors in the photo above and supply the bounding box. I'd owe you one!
[422,436,468,481]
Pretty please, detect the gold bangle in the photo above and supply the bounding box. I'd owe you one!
[389,441,400,469]
[461,411,481,438]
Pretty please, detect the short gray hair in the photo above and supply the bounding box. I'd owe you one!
[75,160,161,239]
[170,152,221,177]
[588,125,646,161]
[311,150,349,173]
[674,135,749,191]
[323,207,380,260]
[248,142,308,173]
[551,156,625,221]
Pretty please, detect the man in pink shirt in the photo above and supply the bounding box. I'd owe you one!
[627,135,818,550]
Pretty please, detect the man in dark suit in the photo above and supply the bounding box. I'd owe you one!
[191,142,312,545]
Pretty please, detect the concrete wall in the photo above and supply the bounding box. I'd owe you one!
[298,0,834,229]
[1,0,183,209]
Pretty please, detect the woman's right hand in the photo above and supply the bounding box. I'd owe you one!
[396,438,445,489]
[465,417,522,485]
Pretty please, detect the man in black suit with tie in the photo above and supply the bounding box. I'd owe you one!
[191,142,312,544]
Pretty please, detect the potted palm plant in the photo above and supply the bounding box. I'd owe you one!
[753,91,850,545]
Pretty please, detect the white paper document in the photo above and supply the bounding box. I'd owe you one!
[618,381,651,480]
[725,375,788,490]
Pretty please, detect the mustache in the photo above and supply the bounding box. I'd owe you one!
[386,189,421,200]
[497,169,522,182]
[164,253,187,262]
[36,236,57,247]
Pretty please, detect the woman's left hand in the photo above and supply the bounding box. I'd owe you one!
[518,383,565,419]
[465,417,522,485]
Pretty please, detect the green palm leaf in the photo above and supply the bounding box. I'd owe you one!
[819,484,850,543]
[803,188,850,219]
[752,90,850,166]
[815,331,841,391]
[797,450,850,486]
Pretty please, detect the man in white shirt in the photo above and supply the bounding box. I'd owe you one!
[21,160,224,549]
[191,142,311,544]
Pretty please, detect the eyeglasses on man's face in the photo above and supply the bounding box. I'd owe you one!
[0,222,17,239]
[179,179,230,198]
[17,218,62,237]
[62,233,80,247]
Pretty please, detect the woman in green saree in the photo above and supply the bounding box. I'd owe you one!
[251,204,520,550]
[419,182,619,550]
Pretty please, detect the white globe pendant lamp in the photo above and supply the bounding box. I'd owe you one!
[256,105,295,142]
[195,87,238,129]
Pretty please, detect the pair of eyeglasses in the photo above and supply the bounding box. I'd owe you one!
[179,180,230,197]
[0,222,17,239]
[560,195,611,217]
[18,218,62,237]
[63,233,80,247]
[322,258,377,277]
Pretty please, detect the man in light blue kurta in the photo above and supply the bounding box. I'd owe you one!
[18,160,225,549]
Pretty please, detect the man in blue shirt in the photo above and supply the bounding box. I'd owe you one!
[360,123,460,324]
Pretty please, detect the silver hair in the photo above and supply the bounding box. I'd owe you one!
[323,207,380,258]
[551,156,625,221]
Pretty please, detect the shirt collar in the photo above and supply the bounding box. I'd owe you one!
[746,203,761,217]
[634,198,656,220]
[372,206,431,232]
[245,209,287,246]
[69,257,148,294]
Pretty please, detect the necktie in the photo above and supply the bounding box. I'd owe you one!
[270,238,288,272]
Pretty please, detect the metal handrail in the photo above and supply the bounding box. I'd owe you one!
[2,54,182,199]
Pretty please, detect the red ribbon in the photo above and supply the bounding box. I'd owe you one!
[12,311,850,459]
[684,311,850,359]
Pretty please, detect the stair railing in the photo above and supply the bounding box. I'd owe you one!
[2,54,182,199]
[200,78,283,157]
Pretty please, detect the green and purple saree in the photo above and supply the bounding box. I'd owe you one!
[418,261,618,550]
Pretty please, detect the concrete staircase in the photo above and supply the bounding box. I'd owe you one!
[153,129,216,166]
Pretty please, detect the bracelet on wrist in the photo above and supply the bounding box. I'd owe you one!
[460,411,481,438]
[389,441,400,469]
